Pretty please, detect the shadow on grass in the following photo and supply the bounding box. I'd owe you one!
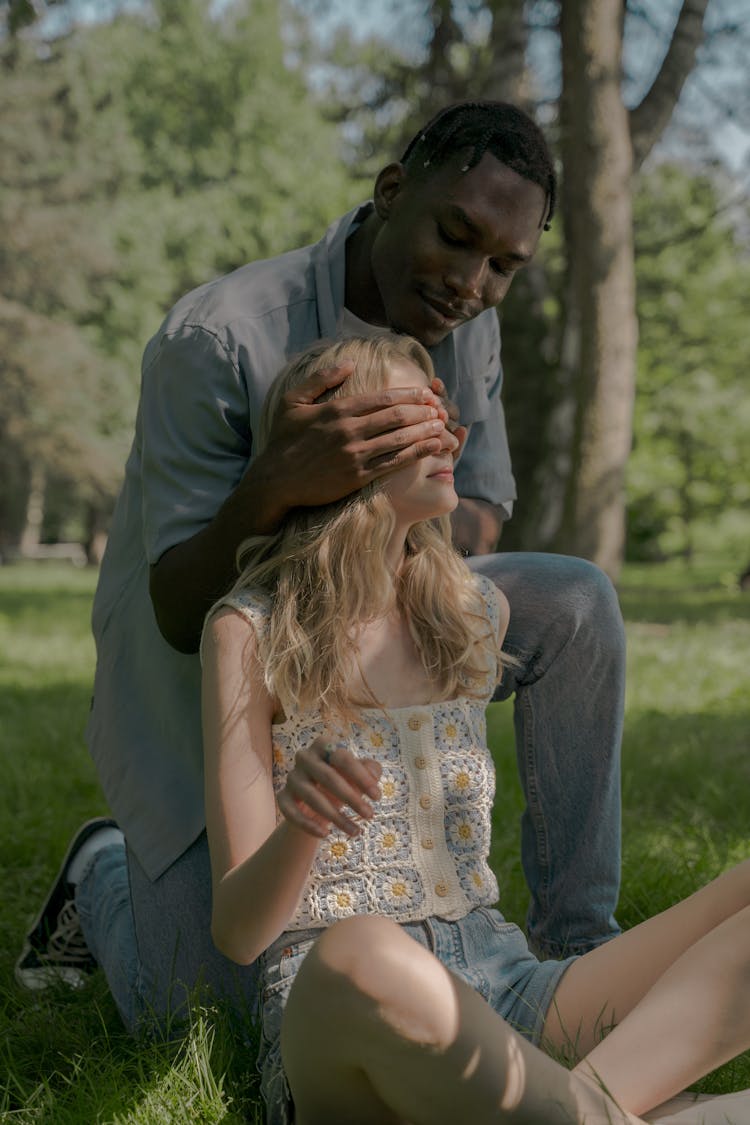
[622,707,749,818]
[0,976,261,1124]
[617,562,750,626]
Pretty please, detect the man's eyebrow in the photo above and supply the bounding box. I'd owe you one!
[445,205,532,263]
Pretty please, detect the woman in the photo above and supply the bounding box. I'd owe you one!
[201,333,750,1124]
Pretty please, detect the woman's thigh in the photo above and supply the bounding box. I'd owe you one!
[543,859,750,1057]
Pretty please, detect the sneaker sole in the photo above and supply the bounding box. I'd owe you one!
[15,940,91,991]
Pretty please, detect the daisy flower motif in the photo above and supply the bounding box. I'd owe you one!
[446,806,486,852]
[318,831,364,877]
[374,868,425,913]
[442,757,484,804]
[270,732,294,777]
[449,818,475,849]
[436,708,466,748]
[376,767,409,810]
[324,881,361,919]
[353,715,398,758]
[381,876,412,909]
[456,858,499,905]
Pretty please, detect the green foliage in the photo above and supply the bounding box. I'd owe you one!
[0,0,358,549]
[628,164,750,562]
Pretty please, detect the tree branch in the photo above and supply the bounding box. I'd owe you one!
[629,0,710,172]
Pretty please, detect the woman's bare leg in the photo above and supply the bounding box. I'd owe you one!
[281,915,644,1125]
[543,860,750,1116]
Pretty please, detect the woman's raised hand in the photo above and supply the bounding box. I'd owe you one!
[277,738,382,839]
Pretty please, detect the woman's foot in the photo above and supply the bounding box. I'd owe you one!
[645,1089,750,1124]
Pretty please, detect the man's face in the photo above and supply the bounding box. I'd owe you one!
[370,151,548,347]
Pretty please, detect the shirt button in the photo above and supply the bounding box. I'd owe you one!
[419,795,432,810]
[414,755,426,769]
[435,882,449,897]
[421,837,434,850]
[408,716,422,731]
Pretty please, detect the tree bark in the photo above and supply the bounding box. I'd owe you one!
[485,0,532,106]
[557,0,638,577]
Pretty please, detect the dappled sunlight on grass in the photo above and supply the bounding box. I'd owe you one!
[0,563,97,685]
[617,560,750,626]
[1,559,748,1116]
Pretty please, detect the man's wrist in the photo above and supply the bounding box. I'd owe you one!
[230,453,292,537]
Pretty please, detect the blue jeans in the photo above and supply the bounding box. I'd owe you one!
[77,831,259,1034]
[79,552,623,1032]
[471,552,623,957]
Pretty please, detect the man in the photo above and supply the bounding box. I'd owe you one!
[17,101,623,1031]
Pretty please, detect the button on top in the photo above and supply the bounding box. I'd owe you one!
[435,881,449,897]
[414,755,426,769]
[421,837,434,850]
[419,795,432,810]
[408,717,422,731]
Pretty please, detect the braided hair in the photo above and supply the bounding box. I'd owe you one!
[400,101,556,230]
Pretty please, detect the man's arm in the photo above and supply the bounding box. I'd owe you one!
[150,361,454,654]
[450,497,505,557]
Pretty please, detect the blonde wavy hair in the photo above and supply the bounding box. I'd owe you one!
[232,333,503,721]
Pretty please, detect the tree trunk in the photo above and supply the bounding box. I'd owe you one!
[485,0,532,107]
[19,461,45,556]
[556,0,638,578]
[84,501,109,566]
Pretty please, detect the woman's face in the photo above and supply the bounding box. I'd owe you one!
[379,356,459,525]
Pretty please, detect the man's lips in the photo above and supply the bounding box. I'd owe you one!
[420,292,474,325]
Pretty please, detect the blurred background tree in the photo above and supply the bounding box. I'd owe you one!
[628,163,750,563]
[1,0,748,574]
[0,0,357,559]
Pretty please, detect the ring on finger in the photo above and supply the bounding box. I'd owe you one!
[322,742,334,766]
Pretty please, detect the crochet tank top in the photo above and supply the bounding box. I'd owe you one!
[216,573,503,930]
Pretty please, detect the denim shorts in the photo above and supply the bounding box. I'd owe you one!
[256,907,577,1125]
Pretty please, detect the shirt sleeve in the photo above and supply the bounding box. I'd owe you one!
[139,323,252,565]
[453,313,516,518]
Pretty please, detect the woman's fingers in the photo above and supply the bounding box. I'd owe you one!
[300,742,379,813]
[278,741,382,839]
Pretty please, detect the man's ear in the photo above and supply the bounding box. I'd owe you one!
[373,163,406,220]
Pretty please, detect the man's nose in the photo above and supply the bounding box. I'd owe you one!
[444,256,485,302]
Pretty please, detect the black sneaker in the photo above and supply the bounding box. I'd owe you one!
[15,817,118,991]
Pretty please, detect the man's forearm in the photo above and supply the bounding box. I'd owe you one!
[149,456,287,655]
[451,497,505,557]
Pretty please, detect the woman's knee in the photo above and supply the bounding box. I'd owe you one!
[289,915,456,1046]
[301,915,413,996]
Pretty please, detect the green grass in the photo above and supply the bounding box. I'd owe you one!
[1,559,749,1121]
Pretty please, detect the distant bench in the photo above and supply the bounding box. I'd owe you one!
[10,543,88,566]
